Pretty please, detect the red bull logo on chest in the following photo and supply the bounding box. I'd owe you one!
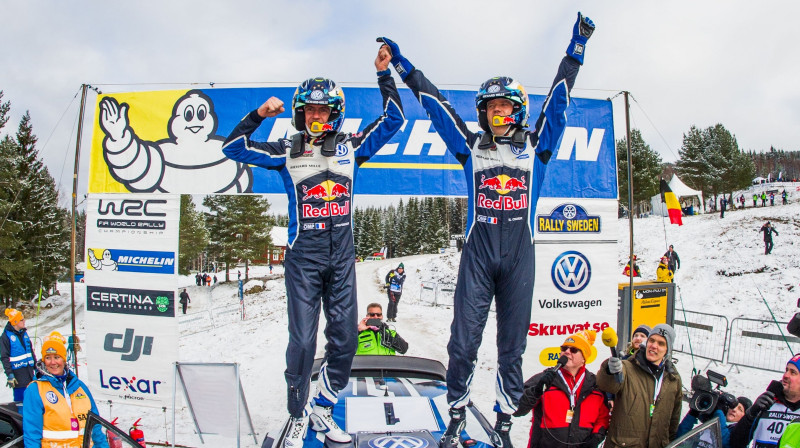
[302,180,350,201]
[477,174,528,211]
[301,180,351,218]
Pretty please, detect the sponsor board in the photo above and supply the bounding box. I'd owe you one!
[85,193,179,408]
[88,88,615,198]
[86,248,175,274]
[87,285,174,317]
[525,236,618,373]
[537,203,601,233]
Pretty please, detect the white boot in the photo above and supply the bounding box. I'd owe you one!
[282,416,309,448]
[310,404,352,443]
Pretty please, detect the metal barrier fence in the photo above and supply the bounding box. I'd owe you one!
[435,283,456,307]
[420,281,436,306]
[673,309,728,362]
[727,317,800,372]
[178,310,215,336]
[178,303,244,336]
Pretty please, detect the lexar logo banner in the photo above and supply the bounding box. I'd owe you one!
[85,194,179,407]
[88,87,616,198]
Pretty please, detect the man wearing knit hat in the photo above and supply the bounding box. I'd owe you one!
[730,354,800,448]
[515,330,610,448]
[1,308,36,402]
[623,324,651,360]
[597,323,683,448]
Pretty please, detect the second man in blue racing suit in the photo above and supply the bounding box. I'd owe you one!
[222,44,404,447]
[379,12,595,448]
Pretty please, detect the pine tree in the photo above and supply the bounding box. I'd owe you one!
[203,195,271,282]
[179,195,210,275]
[1,111,70,302]
[616,129,663,214]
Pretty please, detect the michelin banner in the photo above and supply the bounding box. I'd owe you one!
[88,86,616,199]
[84,194,179,407]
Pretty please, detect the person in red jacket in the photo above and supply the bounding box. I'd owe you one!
[514,330,610,448]
[623,255,641,277]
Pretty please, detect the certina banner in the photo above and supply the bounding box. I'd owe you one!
[88,285,175,317]
[88,87,615,198]
[86,248,175,274]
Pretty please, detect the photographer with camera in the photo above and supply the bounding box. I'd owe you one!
[356,303,408,355]
[676,370,741,448]
[729,354,800,448]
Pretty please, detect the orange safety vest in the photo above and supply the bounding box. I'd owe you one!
[36,379,93,448]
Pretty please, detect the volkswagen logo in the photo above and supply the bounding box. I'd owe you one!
[368,436,429,448]
[551,251,591,294]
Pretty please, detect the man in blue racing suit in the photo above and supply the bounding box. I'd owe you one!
[379,12,595,448]
[222,44,403,447]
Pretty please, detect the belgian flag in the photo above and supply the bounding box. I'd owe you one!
[660,179,683,226]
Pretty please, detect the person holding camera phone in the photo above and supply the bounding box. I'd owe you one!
[356,303,408,355]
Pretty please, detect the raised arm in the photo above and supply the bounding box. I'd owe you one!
[221,97,289,169]
[351,44,405,165]
[378,37,477,164]
[530,13,595,156]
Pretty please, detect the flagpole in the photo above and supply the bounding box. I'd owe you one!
[70,84,88,377]
[624,91,635,297]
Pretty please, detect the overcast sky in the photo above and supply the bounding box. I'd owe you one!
[1,1,798,207]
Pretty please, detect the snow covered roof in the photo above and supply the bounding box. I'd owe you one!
[270,226,288,247]
[668,175,703,198]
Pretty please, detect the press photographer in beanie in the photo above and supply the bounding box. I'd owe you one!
[597,324,683,448]
[23,332,108,448]
[515,330,610,448]
[1,308,36,403]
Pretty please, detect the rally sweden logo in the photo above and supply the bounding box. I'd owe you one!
[551,251,591,294]
[46,391,58,404]
[87,248,176,274]
[537,203,600,233]
[368,435,429,448]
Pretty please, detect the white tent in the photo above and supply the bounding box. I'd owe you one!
[651,175,705,216]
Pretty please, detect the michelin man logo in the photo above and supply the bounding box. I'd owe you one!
[88,249,118,271]
[99,90,253,193]
[551,250,591,294]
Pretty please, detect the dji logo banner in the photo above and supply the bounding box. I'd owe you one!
[104,328,153,362]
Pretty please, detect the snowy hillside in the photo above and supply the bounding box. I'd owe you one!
[5,200,799,447]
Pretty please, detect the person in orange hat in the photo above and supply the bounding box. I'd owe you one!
[23,331,107,448]
[1,308,36,403]
[514,330,610,448]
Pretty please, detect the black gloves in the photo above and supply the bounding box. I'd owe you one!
[748,391,776,419]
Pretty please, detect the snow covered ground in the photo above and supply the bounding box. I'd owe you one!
[4,200,799,447]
